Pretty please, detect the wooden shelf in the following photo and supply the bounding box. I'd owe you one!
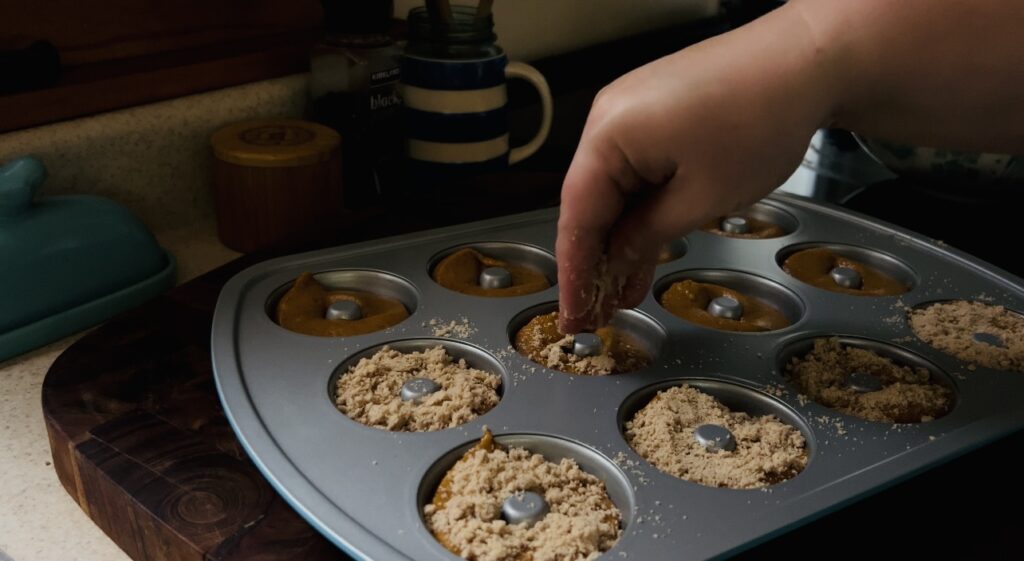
[0,30,317,133]
[0,0,329,132]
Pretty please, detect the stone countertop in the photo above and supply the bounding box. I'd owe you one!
[0,220,239,561]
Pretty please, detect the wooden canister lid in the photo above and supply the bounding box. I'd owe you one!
[211,119,340,168]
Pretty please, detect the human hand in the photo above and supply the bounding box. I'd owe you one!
[556,2,842,333]
[557,0,1024,334]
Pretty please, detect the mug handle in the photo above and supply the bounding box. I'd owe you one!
[505,61,553,165]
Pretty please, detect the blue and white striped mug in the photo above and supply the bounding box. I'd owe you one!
[401,53,553,176]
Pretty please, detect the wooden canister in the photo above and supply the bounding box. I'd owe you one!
[210,119,342,253]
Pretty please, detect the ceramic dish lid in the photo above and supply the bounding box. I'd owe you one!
[0,156,176,362]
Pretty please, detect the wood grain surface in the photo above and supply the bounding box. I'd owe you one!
[42,256,346,561]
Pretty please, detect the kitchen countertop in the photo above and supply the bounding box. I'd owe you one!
[0,219,239,561]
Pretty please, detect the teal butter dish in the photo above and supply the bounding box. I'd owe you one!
[0,156,176,362]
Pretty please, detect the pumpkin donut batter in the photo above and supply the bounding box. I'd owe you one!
[702,214,786,239]
[432,248,550,297]
[513,311,650,375]
[659,279,790,332]
[782,247,908,296]
[276,272,409,336]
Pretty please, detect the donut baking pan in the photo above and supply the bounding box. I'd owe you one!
[212,193,1024,560]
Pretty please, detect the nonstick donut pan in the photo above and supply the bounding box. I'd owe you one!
[212,192,1024,560]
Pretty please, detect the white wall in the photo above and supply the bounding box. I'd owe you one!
[394,0,720,61]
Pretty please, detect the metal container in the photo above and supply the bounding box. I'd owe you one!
[212,193,1024,560]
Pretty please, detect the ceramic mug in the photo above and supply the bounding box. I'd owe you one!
[400,52,553,176]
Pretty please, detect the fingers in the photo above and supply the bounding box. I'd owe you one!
[557,134,715,333]
[556,76,730,333]
[556,141,633,334]
[616,262,656,309]
[552,3,835,335]
[558,163,693,332]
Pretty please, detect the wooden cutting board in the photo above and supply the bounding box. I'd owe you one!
[39,176,1024,560]
[42,252,349,561]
